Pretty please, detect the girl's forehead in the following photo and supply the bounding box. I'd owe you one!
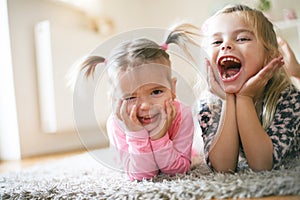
[205,13,251,34]
[113,63,172,98]
[127,83,167,94]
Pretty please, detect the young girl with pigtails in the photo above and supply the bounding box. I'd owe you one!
[198,4,300,173]
[80,24,200,181]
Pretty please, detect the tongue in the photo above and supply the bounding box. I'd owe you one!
[225,67,240,77]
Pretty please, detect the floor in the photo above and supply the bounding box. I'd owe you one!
[0,149,85,174]
[0,150,299,200]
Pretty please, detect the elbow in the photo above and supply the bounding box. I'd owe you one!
[212,165,236,173]
[160,159,191,175]
[247,158,273,171]
[248,162,272,172]
[128,170,158,181]
[210,158,237,173]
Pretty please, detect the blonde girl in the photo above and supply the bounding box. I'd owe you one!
[198,4,300,172]
[80,24,199,180]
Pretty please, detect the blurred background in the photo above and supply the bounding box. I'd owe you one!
[1,0,299,160]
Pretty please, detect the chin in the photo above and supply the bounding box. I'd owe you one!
[223,85,242,94]
[143,114,161,131]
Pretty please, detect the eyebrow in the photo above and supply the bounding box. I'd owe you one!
[121,93,135,98]
[234,29,254,35]
[211,28,254,37]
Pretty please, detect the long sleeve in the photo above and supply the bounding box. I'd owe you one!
[199,86,300,171]
[107,115,158,181]
[198,96,223,168]
[107,100,194,180]
[150,102,194,174]
[264,85,300,169]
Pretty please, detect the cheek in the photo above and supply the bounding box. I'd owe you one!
[246,56,265,74]
[245,46,266,66]
[150,98,165,107]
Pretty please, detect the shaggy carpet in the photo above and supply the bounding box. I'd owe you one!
[0,148,299,200]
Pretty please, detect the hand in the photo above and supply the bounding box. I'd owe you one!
[150,100,176,140]
[278,37,300,78]
[116,100,144,132]
[206,58,226,99]
[237,56,284,100]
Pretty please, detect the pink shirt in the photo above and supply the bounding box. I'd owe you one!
[107,100,194,181]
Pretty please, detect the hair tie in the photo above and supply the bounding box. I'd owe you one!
[161,43,168,51]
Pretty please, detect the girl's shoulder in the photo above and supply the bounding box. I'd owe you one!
[173,99,193,114]
[198,91,223,112]
[276,84,300,114]
[278,84,300,102]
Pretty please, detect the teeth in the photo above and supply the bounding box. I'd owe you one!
[141,116,151,120]
[222,73,231,79]
[220,57,240,65]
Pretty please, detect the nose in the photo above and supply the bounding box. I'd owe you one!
[221,42,233,51]
[138,99,151,111]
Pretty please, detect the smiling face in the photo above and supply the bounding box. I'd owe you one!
[113,63,176,132]
[205,13,266,93]
[124,82,175,131]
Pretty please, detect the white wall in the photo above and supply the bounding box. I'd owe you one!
[7,0,109,157]
[5,0,300,158]
[0,0,21,160]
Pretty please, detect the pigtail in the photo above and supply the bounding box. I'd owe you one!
[164,23,202,60]
[66,55,105,91]
[81,55,106,78]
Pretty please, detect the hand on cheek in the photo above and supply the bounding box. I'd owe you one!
[113,99,122,121]
[119,100,143,132]
[150,100,176,140]
[206,58,226,99]
[237,56,284,100]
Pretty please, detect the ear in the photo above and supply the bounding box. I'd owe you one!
[171,77,177,100]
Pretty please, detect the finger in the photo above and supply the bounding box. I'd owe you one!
[120,100,129,122]
[129,104,139,123]
[206,60,215,91]
[169,100,176,120]
[205,58,210,75]
[266,56,283,69]
[165,100,176,124]
[114,99,123,120]
[205,58,212,83]
[262,57,284,77]
[207,60,220,88]
[164,101,171,122]
[253,57,283,87]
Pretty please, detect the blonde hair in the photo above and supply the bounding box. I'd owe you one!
[80,23,200,84]
[210,4,292,128]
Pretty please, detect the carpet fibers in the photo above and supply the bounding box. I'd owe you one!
[0,149,299,199]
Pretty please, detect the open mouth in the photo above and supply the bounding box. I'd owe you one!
[218,56,242,81]
[138,114,159,125]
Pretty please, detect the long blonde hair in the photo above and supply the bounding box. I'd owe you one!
[211,4,292,128]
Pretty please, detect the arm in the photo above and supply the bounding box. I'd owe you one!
[236,95,273,171]
[107,115,159,181]
[150,102,194,175]
[201,60,239,172]
[267,86,300,169]
[208,94,239,172]
[236,57,284,171]
[278,37,300,79]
